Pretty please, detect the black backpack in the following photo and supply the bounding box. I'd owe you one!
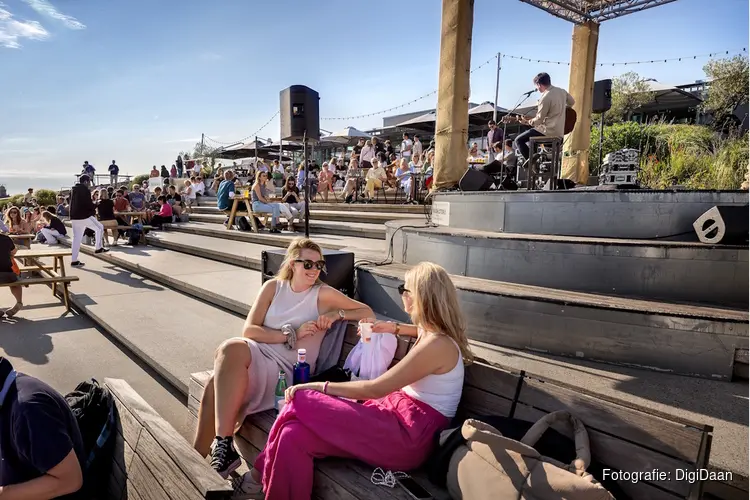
[65,379,116,499]
[237,215,252,232]
[127,228,141,245]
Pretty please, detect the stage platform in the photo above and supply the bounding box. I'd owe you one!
[431,189,748,239]
[385,220,748,307]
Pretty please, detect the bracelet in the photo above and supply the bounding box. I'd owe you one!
[323,381,330,395]
[394,323,400,335]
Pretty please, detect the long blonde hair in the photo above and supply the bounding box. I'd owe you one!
[406,262,473,364]
[277,237,324,283]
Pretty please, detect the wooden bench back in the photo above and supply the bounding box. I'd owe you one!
[339,327,711,500]
[104,378,232,500]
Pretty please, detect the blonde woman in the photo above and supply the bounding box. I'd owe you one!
[343,158,359,203]
[252,171,289,233]
[237,262,471,499]
[364,158,387,202]
[192,238,373,478]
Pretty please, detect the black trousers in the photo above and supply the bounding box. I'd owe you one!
[514,128,545,160]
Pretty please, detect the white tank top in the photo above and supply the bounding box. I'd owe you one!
[260,280,323,372]
[402,331,464,418]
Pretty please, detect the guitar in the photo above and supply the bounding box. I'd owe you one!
[501,107,577,135]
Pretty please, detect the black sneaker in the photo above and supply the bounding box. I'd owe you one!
[71,261,85,267]
[94,248,109,254]
[269,227,281,234]
[210,436,241,479]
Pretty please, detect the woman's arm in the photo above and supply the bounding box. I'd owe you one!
[372,320,419,338]
[289,335,456,401]
[242,280,287,344]
[315,286,374,330]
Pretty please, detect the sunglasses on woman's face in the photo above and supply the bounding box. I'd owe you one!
[295,259,326,271]
[397,283,410,295]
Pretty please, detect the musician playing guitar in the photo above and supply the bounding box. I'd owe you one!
[511,72,575,166]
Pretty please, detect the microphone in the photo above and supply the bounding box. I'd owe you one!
[523,89,537,96]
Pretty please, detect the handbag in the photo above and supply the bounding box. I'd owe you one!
[447,411,615,500]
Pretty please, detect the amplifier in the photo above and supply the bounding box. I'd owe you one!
[261,249,355,297]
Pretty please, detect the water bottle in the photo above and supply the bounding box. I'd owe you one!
[293,349,310,385]
[274,370,287,413]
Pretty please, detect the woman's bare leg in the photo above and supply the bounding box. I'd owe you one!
[193,374,216,456]
[214,338,252,437]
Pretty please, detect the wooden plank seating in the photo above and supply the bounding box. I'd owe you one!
[187,327,712,500]
[8,233,34,248]
[104,378,233,500]
[12,248,78,310]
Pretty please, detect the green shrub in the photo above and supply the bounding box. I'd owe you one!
[35,189,57,207]
[8,194,24,207]
[132,174,150,186]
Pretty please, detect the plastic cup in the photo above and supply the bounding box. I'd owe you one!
[360,322,373,343]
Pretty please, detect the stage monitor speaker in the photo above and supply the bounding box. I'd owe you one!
[261,248,355,297]
[459,168,494,192]
[593,79,612,114]
[280,85,320,141]
[693,205,749,244]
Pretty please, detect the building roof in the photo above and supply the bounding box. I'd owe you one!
[520,0,678,24]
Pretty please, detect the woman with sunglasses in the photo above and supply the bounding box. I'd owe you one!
[4,207,31,235]
[235,262,472,500]
[193,237,373,479]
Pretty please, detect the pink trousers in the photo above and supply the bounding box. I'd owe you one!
[254,390,449,500]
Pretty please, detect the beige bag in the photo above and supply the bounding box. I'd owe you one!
[447,411,615,500]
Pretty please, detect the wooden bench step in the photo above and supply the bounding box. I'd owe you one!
[0,276,79,286]
[17,265,54,272]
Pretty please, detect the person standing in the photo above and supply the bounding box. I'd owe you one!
[359,140,375,170]
[413,135,423,157]
[486,121,503,161]
[69,175,107,267]
[400,133,413,161]
[108,160,119,186]
[176,155,184,178]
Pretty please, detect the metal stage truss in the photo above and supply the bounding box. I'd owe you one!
[520,0,677,24]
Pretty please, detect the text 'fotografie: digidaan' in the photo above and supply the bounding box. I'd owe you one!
[603,469,732,484]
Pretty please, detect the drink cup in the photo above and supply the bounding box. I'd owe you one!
[359,322,373,343]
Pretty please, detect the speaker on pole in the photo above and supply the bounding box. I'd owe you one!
[280,86,320,141]
[693,205,749,244]
[593,79,612,114]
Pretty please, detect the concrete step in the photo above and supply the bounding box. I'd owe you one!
[188,213,386,239]
[146,230,383,271]
[385,220,749,308]
[192,205,419,224]
[159,222,385,258]
[357,262,748,381]
[196,196,413,210]
[50,242,748,494]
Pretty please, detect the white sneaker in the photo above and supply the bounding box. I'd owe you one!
[231,470,264,499]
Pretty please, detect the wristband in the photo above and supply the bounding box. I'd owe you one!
[394,323,400,335]
[281,324,297,350]
[323,381,330,395]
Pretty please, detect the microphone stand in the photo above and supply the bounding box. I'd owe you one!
[502,90,536,144]
[303,131,310,238]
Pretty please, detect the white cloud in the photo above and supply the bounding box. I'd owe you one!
[21,0,85,29]
[0,4,49,48]
[164,138,200,144]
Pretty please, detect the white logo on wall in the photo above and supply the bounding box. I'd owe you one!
[432,202,450,226]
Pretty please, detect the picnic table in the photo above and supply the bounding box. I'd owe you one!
[226,193,252,230]
[115,211,149,224]
[8,233,34,248]
[12,248,77,310]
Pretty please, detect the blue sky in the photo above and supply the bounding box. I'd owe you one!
[0,0,747,189]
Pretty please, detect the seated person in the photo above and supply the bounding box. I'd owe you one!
[281,175,304,221]
[365,158,387,202]
[38,210,67,245]
[395,158,415,202]
[55,196,69,218]
[192,238,373,478]
[216,170,244,212]
[317,163,334,202]
[150,196,173,228]
[113,189,130,213]
[4,207,31,235]
[97,190,126,244]
[191,176,205,196]
[237,261,470,499]
[0,358,85,497]
[166,185,183,218]
[343,159,359,203]
[128,184,149,222]
[1,233,22,317]
[480,140,516,177]
[251,171,289,233]
[150,165,160,178]
[181,179,195,214]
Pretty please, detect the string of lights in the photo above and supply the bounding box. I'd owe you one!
[501,47,746,67]
[204,111,280,147]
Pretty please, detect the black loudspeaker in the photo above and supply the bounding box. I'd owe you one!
[692,205,749,244]
[261,249,355,297]
[459,168,494,192]
[593,79,612,114]
[280,85,320,141]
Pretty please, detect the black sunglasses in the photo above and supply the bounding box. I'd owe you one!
[295,259,326,272]
[397,283,410,295]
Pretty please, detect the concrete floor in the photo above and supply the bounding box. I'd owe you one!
[0,286,193,440]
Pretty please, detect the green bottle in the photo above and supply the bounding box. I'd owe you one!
[274,370,287,413]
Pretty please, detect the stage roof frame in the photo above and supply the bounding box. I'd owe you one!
[520,0,677,24]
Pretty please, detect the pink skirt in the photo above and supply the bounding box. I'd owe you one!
[254,390,449,500]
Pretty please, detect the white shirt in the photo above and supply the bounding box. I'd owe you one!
[401,139,413,158]
[413,140,423,156]
[193,181,205,194]
[360,145,375,162]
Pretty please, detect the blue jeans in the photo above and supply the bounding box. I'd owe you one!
[252,201,280,227]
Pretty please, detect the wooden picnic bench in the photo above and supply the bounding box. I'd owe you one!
[11,248,78,310]
[225,194,270,232]
[8,233,34,248]
[104,378,233,500]
[188,327,713,500]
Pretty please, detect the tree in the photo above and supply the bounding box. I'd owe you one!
[597,72,655,124]
[702,55,749,131]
